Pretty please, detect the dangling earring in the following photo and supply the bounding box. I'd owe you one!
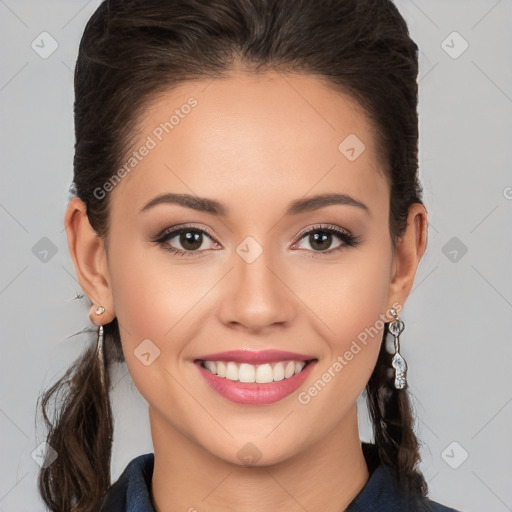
[95,306,106,388]
[389,308,407,389]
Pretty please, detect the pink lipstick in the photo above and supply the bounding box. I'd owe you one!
[194,349,318,405]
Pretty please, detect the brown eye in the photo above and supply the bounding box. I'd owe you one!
[175,230,204,251]
[306,231,339,251]
[293,225,359,254]
[155,226,218,257]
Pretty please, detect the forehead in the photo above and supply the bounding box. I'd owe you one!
[109,71,389,220]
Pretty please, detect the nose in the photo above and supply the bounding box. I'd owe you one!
[217,247,296,334]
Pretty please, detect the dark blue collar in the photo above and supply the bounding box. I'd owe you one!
[100,442,461,511]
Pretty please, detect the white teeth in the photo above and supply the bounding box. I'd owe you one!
[285,361,295,378]
[225,362,238,381]
[255,363,274,383]
[273,362,285,381]
[204,361,217,374]
[217,361,226,377]
[200,359,308,383]
[238,363,256,383]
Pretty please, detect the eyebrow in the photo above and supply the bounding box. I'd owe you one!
[139,192,371,217]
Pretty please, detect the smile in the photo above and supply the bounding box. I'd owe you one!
[194,357,318,405]
[199,359,312,383]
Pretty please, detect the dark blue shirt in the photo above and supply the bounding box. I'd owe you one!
[100,442,462,511]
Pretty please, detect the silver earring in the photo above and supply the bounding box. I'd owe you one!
[95,306,106,387]
[389,308,407,389]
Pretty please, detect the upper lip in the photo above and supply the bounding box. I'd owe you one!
[194,349,317,365]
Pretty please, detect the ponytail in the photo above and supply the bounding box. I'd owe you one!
[36,321,118,512]
[365,322,428,499]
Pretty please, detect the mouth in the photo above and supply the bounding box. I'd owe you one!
[193,356,319,405]
[194,358,318,384]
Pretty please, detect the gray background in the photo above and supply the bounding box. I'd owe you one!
[1,0,511,510]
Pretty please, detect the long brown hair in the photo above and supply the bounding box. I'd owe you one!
[37,1,427,510]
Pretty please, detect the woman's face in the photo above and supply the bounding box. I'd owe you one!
[82,71,423,465]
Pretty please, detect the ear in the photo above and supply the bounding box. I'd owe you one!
[64,197,115,325]
[387,202,428,311]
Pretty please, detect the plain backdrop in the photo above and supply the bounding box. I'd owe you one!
[0,1,511,511]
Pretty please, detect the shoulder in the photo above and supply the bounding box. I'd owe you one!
[413,498,464,512]
[408,492,464,512]
[347,443,465,512]
[100,453,156,512]
[425,501,463,512]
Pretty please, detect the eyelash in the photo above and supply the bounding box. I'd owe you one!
[153,223,360,258]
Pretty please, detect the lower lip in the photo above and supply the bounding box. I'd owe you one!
[195,360,317,405]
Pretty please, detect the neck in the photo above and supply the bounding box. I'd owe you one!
[149,404,370,512]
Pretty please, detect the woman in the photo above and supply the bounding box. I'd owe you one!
[37,0,463,510]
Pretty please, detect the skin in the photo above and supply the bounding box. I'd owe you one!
[65,69,427,512]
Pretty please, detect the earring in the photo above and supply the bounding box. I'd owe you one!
[95,306,106,388]
[389,308,407,389]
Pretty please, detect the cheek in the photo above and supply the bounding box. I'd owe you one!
[302,236,393,394]
[298,239,392,345]
[106,248,192,405]
[333,258,390,345]
[107,239,214,366]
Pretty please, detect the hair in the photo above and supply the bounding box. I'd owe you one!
[36,0,428,510]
